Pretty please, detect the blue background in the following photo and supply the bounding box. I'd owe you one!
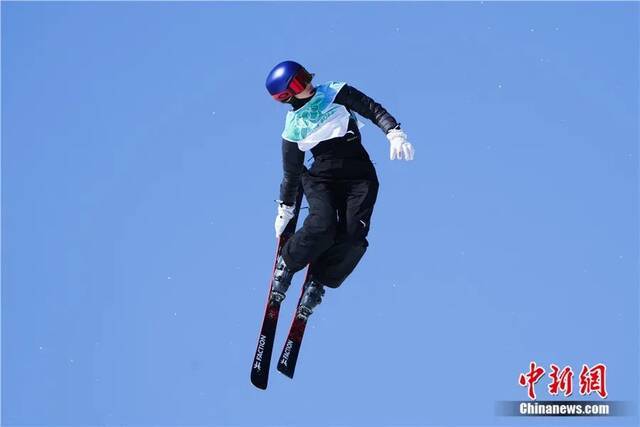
[2,2,638,426]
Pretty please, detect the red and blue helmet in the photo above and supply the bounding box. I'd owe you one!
[265,60,314,102]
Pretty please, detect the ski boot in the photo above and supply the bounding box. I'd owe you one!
[297,279,325,320]
[270,255,295,304]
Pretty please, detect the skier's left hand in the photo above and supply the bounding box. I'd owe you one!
[274,201,296,238]
[386,128,415,161]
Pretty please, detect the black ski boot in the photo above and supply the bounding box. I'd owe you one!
[270,255,295,303]
[297,279,325,319]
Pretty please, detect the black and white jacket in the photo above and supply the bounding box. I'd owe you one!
[279,84,400,205]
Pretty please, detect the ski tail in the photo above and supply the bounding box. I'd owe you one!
[249,239,284,389]
[250,187,304,390]
[277,269,312,379]
[250,303,280,389]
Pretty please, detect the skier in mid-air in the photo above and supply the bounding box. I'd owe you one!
[265,60,415,318]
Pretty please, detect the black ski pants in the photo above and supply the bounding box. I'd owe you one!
[282,162,379,288]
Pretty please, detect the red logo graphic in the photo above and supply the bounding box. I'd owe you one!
[579,363,608,399]
[548,364,574,397]
[519,361,546,400]
[519,362,608,400]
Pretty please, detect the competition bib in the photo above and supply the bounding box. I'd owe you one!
[281,81,363,151]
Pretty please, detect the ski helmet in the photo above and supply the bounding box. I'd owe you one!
[265,60,314,102]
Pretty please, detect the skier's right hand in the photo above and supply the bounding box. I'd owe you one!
[274,201,296,238]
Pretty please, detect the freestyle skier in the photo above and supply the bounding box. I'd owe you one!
[250,60,415,388]
[265,60,415,317]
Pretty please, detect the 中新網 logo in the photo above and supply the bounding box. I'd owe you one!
[518,361,608,400]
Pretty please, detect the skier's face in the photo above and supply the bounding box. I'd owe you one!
[293,83,315,100]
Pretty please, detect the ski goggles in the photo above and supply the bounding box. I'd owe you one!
[272,69,314,102]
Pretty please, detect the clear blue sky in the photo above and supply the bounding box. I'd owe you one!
[2,2,638,426]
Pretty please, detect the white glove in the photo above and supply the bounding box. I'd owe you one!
[274,202,296,238]
[386,128,415,161]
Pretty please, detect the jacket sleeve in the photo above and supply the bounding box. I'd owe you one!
[334,84,400,134]
[279,139,305,206]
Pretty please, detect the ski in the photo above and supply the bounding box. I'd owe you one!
[250,189,304,390]
[276,272,313,379]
